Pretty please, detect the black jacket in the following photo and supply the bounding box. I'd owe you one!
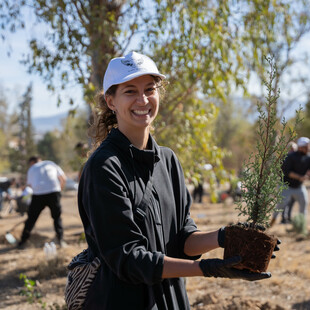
[282,151,310,188]
[78,128,200,309]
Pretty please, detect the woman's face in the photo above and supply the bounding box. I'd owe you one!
[106,75,160,135]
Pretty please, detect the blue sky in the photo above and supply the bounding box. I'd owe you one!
[0,15,84,118]
[0,47,84,118]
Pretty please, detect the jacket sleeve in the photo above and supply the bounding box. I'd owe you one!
[176,187,201,260]
[80,154,164,285]
[170,151,201,260]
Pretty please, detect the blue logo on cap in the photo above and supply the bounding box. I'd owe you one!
[121,57,144,69]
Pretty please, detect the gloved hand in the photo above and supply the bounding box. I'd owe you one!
[217,226,226,248]
[271,239,281,259]
[199,256,271,281]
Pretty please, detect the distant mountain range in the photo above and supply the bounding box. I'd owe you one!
[31,97,299,136]
[32,112,67,135]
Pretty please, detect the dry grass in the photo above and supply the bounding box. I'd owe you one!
[37,255,68,279]
[0,189,310,309]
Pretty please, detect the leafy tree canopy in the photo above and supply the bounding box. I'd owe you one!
[1,0,310,180]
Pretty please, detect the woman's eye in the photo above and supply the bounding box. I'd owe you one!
[145,87,156,95]
[125,90,136,94]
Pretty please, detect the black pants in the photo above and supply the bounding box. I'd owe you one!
[20,192,63,243]
[193,183,203,203]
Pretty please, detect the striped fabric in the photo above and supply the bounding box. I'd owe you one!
[65,249,101,310]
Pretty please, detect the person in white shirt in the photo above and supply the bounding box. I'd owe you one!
[18,156,67,248]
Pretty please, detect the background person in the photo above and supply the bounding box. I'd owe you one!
[271,137,310,226]
[77,52,273,310]
[193,181,204,203]
[0,177,16,214]
[281,141,298,224]
[18,156,67,248]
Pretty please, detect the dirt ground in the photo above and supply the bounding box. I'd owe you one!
[0,186,310,310]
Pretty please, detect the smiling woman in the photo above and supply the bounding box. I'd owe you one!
[88,52,165,152]
[65,51,275,310]
[105,75,160,149]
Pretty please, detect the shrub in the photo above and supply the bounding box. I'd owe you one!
[292,214,308,236]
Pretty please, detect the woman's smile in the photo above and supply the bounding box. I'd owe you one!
[132,108,151,116]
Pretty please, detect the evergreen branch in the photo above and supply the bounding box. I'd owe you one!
[235,55,302,227]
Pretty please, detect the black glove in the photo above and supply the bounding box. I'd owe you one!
[199,256,271,281]
[217,226,226,248]
[271,239,281,259]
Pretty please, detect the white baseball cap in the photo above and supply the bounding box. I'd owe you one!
[103,51,166,95]
[297,137,310,147]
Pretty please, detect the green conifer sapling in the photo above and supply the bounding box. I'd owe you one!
[236,56,301,228]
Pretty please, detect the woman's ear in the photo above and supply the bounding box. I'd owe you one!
[105,95,115,111]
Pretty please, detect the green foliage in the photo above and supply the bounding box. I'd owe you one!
[241,1,310,80]
[19,273,67,309]
[59,111,89,172]
[32,110,88,172]
[9,84,37,175]
[0,89,12,173]
[79,232,86,244]
[154,93,228,188]
[0,129,10,173]
[148,0,241,181]
[37,132,61,164]
[215,98,256,173]
[19,273,45,307]
[1,0,310,180]
[295,97,310,138]
[236,56,302,227]
[291,214,308,236]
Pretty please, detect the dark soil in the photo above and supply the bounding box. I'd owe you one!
[224,225,277,272]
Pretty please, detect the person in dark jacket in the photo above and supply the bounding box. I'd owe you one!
[270,137,310,227]
[77,51,274,310]
[281,141,298,224]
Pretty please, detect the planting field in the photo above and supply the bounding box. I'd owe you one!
[0,187,309,309]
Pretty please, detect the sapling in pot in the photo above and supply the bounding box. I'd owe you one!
[224,57,301,273]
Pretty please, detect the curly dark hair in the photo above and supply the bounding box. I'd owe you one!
[88,85,118,153]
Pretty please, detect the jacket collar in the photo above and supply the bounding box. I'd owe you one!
[107,128,160,165]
